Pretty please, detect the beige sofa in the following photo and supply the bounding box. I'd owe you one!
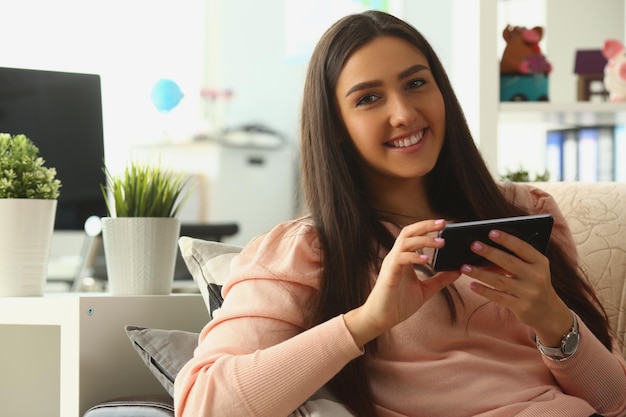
[536,182,626,356]
[84,181,626,416]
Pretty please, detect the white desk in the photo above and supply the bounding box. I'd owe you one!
[0,293,208,417]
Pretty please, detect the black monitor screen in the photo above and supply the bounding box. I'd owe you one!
[0,67,107,230]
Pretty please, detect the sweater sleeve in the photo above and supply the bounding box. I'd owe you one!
[543,315,626,417]
[174,219,363,417]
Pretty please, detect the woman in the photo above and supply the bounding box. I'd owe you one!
[175,10,626,417]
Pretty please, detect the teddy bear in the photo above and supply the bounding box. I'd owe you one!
[499,25,551,101]
[500,25,552,75]
[602,39,626,102]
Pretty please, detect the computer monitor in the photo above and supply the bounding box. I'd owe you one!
[0,66,107,230]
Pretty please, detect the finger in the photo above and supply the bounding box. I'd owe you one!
[462,264,520,295]
[469,279,518,305]
[381,251,430,276]
[480,265,511,276]
[486,230,552,281]
[469,238,524,274]
[486,229,543,263]
[400,234,446,253]
[399,218,447,237]
[422,271,461,299]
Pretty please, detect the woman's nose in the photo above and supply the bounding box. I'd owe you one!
[388,94,417,127]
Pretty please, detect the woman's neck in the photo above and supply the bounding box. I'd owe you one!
[367,177,440,226]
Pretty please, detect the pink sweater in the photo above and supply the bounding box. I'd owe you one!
[174,184,626,417]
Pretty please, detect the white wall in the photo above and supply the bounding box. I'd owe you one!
[203,0,304,142]
[0,0,206,173]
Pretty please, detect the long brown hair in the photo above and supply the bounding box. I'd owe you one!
[299,10,610,417]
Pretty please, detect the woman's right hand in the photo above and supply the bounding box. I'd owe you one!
[343,219,461,348]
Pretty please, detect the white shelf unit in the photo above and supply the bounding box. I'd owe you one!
[474,0,626,178]
[0,293,207,417]
[500,102,626,120]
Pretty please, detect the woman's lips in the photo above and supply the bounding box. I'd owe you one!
[386,129,425,148]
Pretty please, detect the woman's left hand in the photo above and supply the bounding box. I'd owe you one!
[460,229,573,347]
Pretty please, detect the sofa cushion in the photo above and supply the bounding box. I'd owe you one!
[125,326,199,398]
[178,236,242,317]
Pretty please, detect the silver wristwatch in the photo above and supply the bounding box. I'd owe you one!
[536,310,579,362]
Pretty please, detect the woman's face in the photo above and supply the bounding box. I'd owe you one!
[335,36,445,185]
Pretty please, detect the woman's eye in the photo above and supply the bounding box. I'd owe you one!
[408,78,426,89]
[356,93,379,107]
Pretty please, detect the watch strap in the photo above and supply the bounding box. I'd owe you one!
[536,310,579,362]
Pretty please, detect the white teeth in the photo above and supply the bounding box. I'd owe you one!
[389,131,424,148]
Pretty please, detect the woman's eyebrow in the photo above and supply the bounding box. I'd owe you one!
[398,64,428,80]
[344,64,430,98]
[345,80,382,98]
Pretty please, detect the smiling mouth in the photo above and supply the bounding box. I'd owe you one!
[387,130,425,148]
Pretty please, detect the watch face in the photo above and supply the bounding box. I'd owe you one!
[562,332,580,355]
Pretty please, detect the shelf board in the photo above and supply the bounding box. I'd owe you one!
[499,101,626,126]
[500,101,626,113]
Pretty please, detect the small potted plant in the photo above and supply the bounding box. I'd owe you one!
[100,160,191,295]
[500,166,550,182]
[0,133,62,296]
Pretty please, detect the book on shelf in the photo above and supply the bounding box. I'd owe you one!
[615,124,626,182]
[545,129,563,182]
[577,127,599,182]
[598,126,615,182]
[545,125,616,182]
[562,128,578,182]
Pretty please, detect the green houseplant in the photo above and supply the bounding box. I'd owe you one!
[101,160,189,218]
[0,133,61,199]
[0,133,62,296]
[500,166,550,182]
[100,160,191,295]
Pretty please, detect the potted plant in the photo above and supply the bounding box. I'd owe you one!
[0,133,62,296]
[100,160,191,295]
[500,166,550,182]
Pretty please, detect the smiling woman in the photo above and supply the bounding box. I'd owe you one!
[174,10,626,417]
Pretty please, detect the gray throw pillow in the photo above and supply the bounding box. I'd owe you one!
[125,325,199,397]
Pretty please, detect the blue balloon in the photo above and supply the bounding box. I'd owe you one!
[151,79,184,112]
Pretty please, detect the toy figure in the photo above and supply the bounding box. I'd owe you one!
[500,25,552,75]
[602,38,626,102]
[500,25,551,101]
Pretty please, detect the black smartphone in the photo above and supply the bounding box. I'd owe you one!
[431,214,554,272]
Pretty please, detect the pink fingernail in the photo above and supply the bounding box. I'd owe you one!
[472,241,483,251]
[435,219,445,225]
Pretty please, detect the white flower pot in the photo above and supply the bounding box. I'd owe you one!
[0,199,57,297]
[101,217,181,295]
